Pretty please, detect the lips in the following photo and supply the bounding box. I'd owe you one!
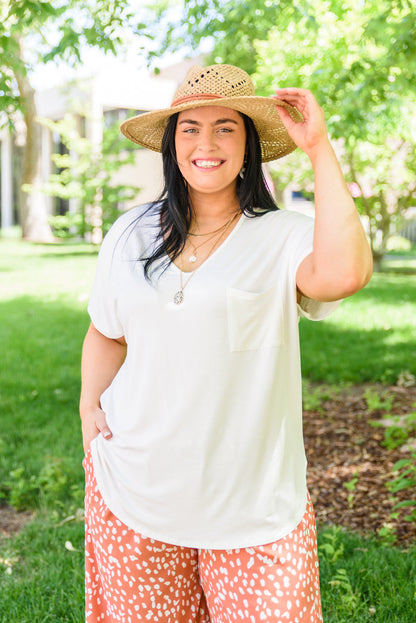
[193,159,224,169]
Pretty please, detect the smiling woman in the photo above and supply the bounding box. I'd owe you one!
[175,107,246,198]
[172,106,246,271]
[80,63,372,623]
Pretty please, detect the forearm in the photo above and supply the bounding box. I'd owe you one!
[79,323,127,418]
[273,88,372,301]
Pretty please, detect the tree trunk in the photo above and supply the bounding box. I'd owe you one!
[15,41,54,242]
[371,252,383,273]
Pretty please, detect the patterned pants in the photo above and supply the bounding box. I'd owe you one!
[84,452,322,623]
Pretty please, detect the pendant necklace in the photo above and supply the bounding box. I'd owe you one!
[187,213,238,263]
[173,211,240,305]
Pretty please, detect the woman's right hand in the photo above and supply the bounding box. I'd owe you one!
[81,405,113,454]
[79,322,126,454]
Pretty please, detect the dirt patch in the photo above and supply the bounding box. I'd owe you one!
[305,384,416,546]
[1,384,415,546]
[0,505,33,539]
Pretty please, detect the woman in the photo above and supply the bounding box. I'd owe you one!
[80,64,372,623]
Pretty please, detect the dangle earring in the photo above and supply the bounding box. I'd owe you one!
[239,156,247,179]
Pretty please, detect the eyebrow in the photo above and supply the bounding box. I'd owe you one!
[178,118,240,126]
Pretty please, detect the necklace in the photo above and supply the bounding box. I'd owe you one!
[173,212,239,305]
[187,212,239,263]
[188,211,240,237]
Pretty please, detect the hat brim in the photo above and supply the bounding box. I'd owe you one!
[120,96,302,163]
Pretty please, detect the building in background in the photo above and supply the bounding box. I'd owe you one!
[0,57,203,233]
[4,57,412,244]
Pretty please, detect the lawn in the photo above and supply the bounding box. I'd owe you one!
[299,271,416,383]
[0,236,415,622]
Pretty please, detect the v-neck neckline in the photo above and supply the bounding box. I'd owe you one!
[169,212,246,275]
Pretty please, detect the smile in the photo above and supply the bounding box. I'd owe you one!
[193,159,224,169]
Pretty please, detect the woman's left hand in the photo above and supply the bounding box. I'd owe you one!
[272,88,329,158]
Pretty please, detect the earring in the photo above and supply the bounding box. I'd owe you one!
[239,157,247,179]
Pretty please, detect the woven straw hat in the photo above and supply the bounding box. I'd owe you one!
[120,64,302,162]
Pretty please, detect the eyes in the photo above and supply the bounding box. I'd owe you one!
[181,126,234,135]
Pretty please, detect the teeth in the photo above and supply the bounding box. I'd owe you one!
[194,160,222,168]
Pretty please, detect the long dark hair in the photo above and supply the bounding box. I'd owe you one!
[142,111,279,280]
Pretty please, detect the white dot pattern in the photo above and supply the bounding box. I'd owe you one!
[84,452,322,622]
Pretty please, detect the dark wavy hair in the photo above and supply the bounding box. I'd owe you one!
[141,111,279,280]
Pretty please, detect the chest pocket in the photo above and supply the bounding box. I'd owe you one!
[227,286,285,352]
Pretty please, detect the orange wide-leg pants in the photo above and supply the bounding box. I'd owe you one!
[84,452,322,623]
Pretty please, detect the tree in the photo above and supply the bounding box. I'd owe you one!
[0,0,148,241]
[29,114,141,241]
[151,0,416,267]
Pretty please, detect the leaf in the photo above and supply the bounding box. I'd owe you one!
[393,500,416,510]
[392,458,413,471]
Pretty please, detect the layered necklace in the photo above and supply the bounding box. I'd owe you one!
[173,211,240,305]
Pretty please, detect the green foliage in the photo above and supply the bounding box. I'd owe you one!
[376,518,399,547]
[0,0,150,118]
[302,380,334,412]
[148,0,305,74]
[344,471,359,509]
[363,387,394,413]
[319,527,346,563]
[318,527,416,621]
[252,0,416,262]
[381,412,416,451]
[328,567,360,614]
[1,457,84,511]
[150,0,416,263]
[33,115,141,239]
[318,528,366,618]
[388,452,416,522]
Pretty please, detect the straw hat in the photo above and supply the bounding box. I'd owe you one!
[120,64,303,162]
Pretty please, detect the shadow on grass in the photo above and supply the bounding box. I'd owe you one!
[300,320,416,383]
[32,242,98,259]
[380,266,416,276]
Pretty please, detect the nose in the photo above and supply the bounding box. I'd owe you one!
[196,129,217,151]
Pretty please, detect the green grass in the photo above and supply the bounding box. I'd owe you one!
[300,271,416,383]
[318,526,416,622]
[1,238,416,622]
[0,517,84,622]
[0,240,96,512]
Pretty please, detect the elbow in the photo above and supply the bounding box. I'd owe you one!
[340,257,373,298]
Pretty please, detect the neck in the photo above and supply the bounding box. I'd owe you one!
[188,188,240,232]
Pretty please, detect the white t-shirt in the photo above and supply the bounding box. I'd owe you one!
[88,204,339,549]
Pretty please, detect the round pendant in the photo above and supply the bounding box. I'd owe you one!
[173,290,184,305]
[189,254,197,263]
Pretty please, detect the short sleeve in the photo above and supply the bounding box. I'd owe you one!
[286,211,342,321]
[87,221,125,339]
[297,295,341,321]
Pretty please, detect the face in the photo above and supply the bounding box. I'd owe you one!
[174,106,246,198]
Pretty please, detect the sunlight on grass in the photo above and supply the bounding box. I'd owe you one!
[1,238,416,622]
[0,239,97,303]
[300,272,416,383]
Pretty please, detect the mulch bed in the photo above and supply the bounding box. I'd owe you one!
[305,384,416,547]
[1,384,416,547]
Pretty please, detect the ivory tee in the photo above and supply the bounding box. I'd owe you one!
[88,204,340,549]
